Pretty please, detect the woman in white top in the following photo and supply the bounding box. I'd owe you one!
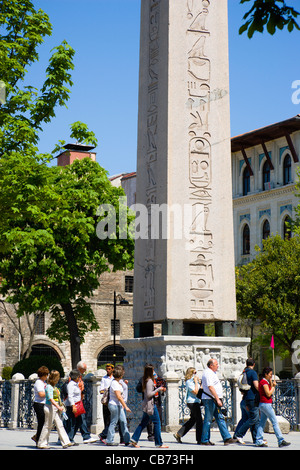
[106,365,131,446]
[32,366,49,445]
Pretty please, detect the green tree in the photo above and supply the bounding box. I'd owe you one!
[0,0,135,367]
[236,235,300,371]
[0,157,134,368]
[239,0,300,38]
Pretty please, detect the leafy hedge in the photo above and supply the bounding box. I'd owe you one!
[12,355,64,379]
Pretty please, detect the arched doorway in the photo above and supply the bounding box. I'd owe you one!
[97,344,126,367]
[27,343,61,360]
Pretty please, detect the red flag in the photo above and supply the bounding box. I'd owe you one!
[270,335,275,349]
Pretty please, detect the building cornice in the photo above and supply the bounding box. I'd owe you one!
[233,184,297,207]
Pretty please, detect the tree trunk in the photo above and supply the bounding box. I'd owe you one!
[61,302,81,369]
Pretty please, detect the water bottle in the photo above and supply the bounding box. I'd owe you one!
[62,412,68,421]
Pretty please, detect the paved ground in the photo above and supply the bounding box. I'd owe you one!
[0,428,299,454]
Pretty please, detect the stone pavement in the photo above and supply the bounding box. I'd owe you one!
[0,428,299,454]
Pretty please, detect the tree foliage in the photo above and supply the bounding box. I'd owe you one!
[0,0,134,368]
[0,157,135,367]
[239,0,300,38]
[236,235,300,369]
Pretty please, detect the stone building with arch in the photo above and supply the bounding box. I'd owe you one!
[0,269,134,374]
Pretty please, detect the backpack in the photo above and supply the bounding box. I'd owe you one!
[136,378,143,394]
[238,369,251,391]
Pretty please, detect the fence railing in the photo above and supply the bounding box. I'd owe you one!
[178,379,235,429]
[1,372,300,432]
[179,377,300,431]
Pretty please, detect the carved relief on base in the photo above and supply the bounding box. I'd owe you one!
[123,341,248,380]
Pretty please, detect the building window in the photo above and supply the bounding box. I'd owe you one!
[243,167,250,196]
[283,215,292,239]
[283,154,292,185]
[111,319,120,336]
[262,161,270,190]
[34,312,45,335]
[262,219,270,240]
[125,275,134,293]
[242,224,250,255]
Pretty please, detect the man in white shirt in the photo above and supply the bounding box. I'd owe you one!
[201,358,235,446]
[99,363,114,443]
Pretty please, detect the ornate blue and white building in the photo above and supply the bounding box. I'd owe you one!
[231,115,300,266]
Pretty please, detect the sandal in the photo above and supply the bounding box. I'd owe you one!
[130,440,140,448]
[156,444,169,448]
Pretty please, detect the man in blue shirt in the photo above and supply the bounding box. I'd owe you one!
[234,358,260,444]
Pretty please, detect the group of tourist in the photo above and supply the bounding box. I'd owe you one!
[99,362,168,448]
[32,361,97,449]
[32,357,291,449]
[174,357,291,448]
[32,360,168,449]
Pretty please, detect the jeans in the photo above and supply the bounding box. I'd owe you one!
[64,406,91,442]
[178,402,203,443]
[131,405,163,447]
[256,403,284,446]
[201,399,231,443]
[235,399,259,441]
[234,399,255,442]
[107,404,130,445]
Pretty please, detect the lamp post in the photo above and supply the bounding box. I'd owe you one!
[113,291,129,365]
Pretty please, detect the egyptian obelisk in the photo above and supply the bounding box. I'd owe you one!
[122,2,250,416]
[133,0,236,337]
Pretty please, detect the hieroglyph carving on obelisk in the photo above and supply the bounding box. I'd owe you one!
[134,0,236,327]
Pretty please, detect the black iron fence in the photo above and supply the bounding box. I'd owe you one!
[179,378,300,431]
[0,376,299,431]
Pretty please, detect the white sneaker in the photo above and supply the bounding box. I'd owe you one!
[236,437,246,445]
[83,437,97,444]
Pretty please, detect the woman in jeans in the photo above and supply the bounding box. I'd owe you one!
[255,367,290,448]
[106,365,131,446]
[173,367,203,444]
[130,364,168,448]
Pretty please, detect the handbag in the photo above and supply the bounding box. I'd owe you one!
[101,386,111,405]
[196,387,203,400]
[73,400,86,417]
[143,397,154,416]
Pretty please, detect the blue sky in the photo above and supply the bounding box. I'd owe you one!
[31,0,300,177]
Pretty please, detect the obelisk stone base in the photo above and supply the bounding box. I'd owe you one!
[122,335,250,381]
